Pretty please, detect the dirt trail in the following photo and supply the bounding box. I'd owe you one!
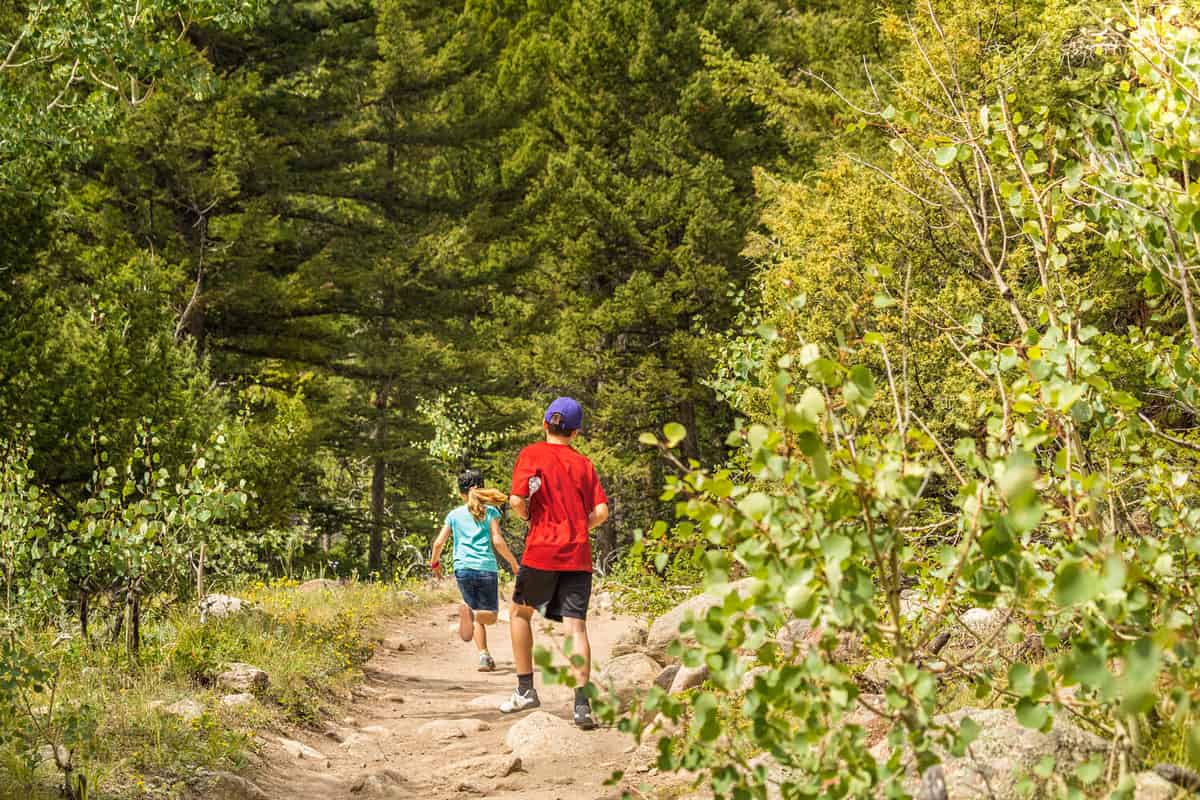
[249,596,659,800]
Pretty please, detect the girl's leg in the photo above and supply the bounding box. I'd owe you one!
[473,610,497,651]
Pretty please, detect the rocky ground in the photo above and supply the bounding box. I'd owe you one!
[188,580,1196,800]
[195,592,685,800]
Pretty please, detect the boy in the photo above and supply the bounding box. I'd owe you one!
[500,397,609,729]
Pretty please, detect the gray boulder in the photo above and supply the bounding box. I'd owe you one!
[191,770,269,800]
[1135,771,1183,800]
[654,664,680,691]
[273,736,328,765]
[645,578,757,664]
[610,625,648,657]
[199,593,250,622]
[217,663,268,693]
[505,711,596,760]
[774,619,812,656]
[219,693,255,708]
[872,707,1107,800]
[160,698,205,723]
[668,664,709,694]
[598,652,661,710]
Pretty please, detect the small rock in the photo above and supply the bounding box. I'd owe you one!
[654,664,680,690]
[468,693,511,710]
[298,578,341,593]
[456,781,487,794]
[788,624,864,664]
[449,754,523,779]
[593,590,616,612]
[417,718,490,741]
[397,590,419,604]
[194,770,269,800]
[161,698,205,723]
[217,663,269,693]
[220,693,255,708]
[775,619,812,656]
[898,589,925,621]
[274,736,328,764]
[385,693,404,704]
[611,625,649,657]
[857,659,891,692]
[668,664,709,694]
[740,666,769,691]
[382,635,412,652]
[199,593,250,621]
[36,744,69,765]
[349,768,407,795]
[843,694,891,747]
[1134,771,1180,800]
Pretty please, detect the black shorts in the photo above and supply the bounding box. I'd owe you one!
[512,566,592,622]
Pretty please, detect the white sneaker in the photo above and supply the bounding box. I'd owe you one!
[478,652,496,672]
[499,688,540,713]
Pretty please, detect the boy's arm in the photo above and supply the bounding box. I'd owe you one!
[509,494,529,521]
[587,503,609,530]
[586,463,609,530]
[430,524,452,576]
[509,448,534,521]
[489,516,520,573]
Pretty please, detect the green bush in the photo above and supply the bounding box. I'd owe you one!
[593,6,1200,799]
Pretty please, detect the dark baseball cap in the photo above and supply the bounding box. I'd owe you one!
[544,396,583,430]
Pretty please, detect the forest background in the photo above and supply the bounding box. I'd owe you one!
[6,0,1200,798]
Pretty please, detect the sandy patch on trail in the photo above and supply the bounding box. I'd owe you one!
[246,595,695,799]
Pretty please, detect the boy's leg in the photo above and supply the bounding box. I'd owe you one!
[510,602,534,674]
[549,571,596,730]
[501,566,559,713]
[563,616,591,686]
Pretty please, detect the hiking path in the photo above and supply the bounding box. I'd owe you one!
[247,593,668,800]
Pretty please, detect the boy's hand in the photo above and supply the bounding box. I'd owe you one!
[430,560,443,578]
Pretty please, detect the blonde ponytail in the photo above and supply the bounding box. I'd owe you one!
[467,486,509,521]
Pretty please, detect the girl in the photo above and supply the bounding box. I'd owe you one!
[430,469,520,671]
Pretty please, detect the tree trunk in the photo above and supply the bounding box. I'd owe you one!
[368,380,390,576]
[678,398,701,462]
[78,591,89,643]
[196,541,206,600]
[126,586,141,659]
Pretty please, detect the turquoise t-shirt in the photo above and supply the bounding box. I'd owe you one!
[445,505,501,572]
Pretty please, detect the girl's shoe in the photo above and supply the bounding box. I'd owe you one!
[458,603,474,642]
[478,652,496,672]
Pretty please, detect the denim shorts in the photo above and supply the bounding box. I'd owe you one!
[455,568,499,613]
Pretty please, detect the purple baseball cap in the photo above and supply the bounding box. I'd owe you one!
[544,396,583,430]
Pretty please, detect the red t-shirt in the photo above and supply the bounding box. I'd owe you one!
[510,441,607,572]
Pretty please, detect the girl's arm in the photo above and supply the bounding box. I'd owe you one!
[430,524,452,576]
[490,516,520,574]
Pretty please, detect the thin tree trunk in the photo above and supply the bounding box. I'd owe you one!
[196,541,206,600]
[369,381,390,576]
[79,591,88,643]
